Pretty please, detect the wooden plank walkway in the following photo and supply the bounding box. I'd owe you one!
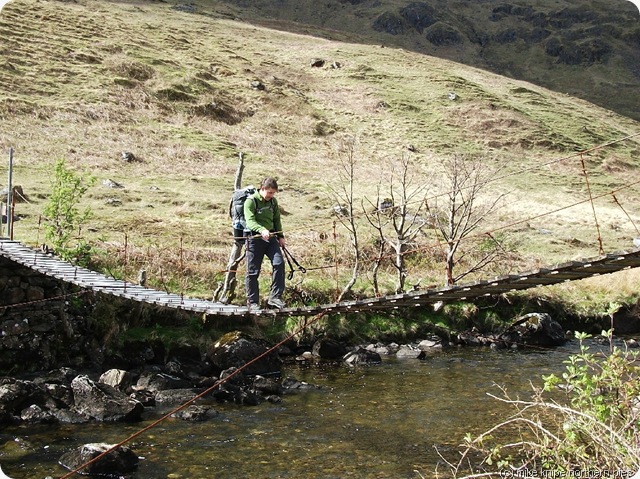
[2,239,640,319]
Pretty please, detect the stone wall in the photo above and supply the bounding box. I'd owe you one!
[0,255,97,374]
[0,255,213,375]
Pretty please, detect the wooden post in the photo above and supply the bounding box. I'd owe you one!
[215,153,245,304]
[234,152,245,190]
[6,148,14,239]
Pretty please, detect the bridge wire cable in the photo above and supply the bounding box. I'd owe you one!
[88,172,639,303]
[56,310,329,479]
[0,289,90,311]
[13,133,638,300]
[393,174,639,270]
[282,132,640,239]
[396,178,640,263]
[272,177,639,291]
[64,131,638,291]
[4,177,638,312]
[203,133,640,248]
[265,177,640,283]
[611,193,640,236]
[579,153,604,255]
[218,133,640,279]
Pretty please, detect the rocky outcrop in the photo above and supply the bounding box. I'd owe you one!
[372,12,406,35]
[399,2,437,33]
[0,332,294,426]
[425,22,464,46]
[611,303,640,335]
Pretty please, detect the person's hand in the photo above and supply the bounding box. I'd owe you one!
[278,237,286,248]
[261,229,270,241]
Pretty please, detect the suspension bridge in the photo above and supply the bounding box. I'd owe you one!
[2,238,640,319]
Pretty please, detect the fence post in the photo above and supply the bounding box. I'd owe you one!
[7,148,14,240]
[5,148,14,240]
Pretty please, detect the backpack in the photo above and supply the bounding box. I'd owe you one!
[229,185,256,231]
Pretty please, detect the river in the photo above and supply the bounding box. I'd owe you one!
[0,339,598,479]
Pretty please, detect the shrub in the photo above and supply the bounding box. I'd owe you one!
[440,331,640,477]
[43,159,96,266]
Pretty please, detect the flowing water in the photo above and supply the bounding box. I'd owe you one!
[0,340,595,479]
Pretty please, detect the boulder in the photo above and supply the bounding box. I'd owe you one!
[171,405,219,421]
[34,367,79,386]
[501,312,567,347]
[611,303,640,334]
[417,338,443,351]
[213,367,261,405]
[154,388,203,406]
[343,348,382,366]
[51,408,89,424]
[0,379,47,423]
[396,344,422,359]
[366,343,392,355]
[206,332,281,376]
[457,331,483,346]
[135,372,191,392]
[100,369,135,393]
[71,375,144,422]
[312,338,347,360]
[59,443,138,476]
[282,377,320,392]
[252,375,283,395]
[43,383,74,409]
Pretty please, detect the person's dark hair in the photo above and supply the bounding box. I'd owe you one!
[261,177,278,191]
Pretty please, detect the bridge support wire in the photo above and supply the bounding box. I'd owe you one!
[57,310,329,479]
[579,153,604,255]
[611,193,640,237]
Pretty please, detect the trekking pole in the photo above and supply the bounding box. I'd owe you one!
[282,245,306,280]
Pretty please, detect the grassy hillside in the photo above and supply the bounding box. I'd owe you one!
[0,0,639,308]
[214,0,640,122]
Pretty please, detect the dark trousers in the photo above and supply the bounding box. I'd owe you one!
[245,236,285,305]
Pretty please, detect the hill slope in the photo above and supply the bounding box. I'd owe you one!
[213,0,640,121]
[0,0,639,300]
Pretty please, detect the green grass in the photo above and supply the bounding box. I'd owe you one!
[0,0,639,315]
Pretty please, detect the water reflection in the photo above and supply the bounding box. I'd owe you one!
[0,342,587,479]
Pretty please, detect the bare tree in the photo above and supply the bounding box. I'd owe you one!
[362,185,390,297]
[364,154,428,293]
[429,154,507,286]
[327,136,361,302]
[386,154,429,292]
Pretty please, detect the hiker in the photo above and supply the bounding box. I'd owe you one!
[243,177,286,309]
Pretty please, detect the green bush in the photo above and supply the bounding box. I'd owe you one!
[441,331,640,477]
[43,159,96,266]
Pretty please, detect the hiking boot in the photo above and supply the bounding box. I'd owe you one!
[267,297,286,309]
[248,303,261,311]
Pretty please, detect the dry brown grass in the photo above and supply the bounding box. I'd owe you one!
[0,0,639,305]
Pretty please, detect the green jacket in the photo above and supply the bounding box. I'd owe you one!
[244,191,284,238]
